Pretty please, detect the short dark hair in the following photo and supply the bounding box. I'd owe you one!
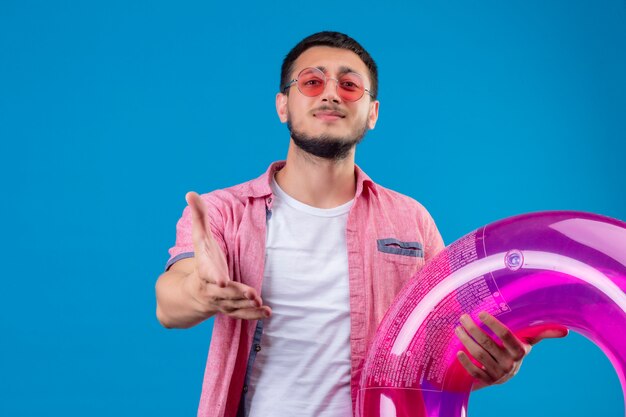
[280,31,378,99]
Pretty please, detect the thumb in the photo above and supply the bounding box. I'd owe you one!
[517,324,569,346]
[186,191,214,246]
[185,191,229,288]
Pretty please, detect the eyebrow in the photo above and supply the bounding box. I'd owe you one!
[314,65,360,76]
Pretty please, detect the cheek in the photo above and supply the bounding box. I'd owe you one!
[286,100,306,123]
[285,105,299,127]
[354,109,371,128]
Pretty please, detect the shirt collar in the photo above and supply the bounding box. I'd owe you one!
[245,160,378,199]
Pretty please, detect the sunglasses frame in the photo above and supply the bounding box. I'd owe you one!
[283,67,374,102]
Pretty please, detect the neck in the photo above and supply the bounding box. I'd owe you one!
[275,139,357,209]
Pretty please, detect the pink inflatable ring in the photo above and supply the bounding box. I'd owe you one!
[357,211,626,417]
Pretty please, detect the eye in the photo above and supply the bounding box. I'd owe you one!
[339,74,363,91]
[303,78,323,87]
[340,81,358,90]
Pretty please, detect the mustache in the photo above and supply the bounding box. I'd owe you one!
[311,105,345,116]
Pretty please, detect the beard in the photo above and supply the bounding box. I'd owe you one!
[287,117,368,161]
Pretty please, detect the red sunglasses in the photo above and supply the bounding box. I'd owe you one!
[283,67,374,102]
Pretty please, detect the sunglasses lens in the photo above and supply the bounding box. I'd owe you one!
[337,73,365,101]
[294,68,367,101]
[297,68,325,97]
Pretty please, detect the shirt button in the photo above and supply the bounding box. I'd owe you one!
[267,197,272,204]
[254,344,261,352]
[243,385,248,393]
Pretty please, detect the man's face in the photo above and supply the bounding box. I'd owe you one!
[276,46,379,160]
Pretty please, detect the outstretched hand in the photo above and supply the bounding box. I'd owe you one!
[455,311,568,389]
[184,191,272,320]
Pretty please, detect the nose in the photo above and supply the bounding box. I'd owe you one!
[321,77,342,103]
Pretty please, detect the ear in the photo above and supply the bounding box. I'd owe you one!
[276,92,288,123]
[367,99,379,130]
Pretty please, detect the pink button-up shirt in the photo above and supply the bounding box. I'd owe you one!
[166,161,444,417]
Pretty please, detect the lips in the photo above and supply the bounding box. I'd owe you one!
[314,110,346,121]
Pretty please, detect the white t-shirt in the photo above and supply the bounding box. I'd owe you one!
[246,176,354,417]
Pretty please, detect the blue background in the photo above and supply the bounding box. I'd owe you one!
[1,0,625,415]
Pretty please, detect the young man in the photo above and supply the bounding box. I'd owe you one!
[155,32,567,417]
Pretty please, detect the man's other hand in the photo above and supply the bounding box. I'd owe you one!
[454,311,568,389]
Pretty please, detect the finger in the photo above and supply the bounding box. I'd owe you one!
[456,351,493,383]
[459,314,508,364]
[454,325,500,381]
[218,298,264,313]
[478,311,527,360]
[524,324,569,345]
[186,192,214,250]
[205,283,250,302]
[205,281,263,309]
[227,306,272,320]
[225,281,263,307]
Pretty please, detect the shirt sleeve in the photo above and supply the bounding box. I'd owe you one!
[164,193,228,271]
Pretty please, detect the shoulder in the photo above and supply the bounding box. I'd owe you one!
[369,183,445,258]
[197,177,263,211]
[195,163,276,211]
[372,183,433,219]
[194,183,249,226]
